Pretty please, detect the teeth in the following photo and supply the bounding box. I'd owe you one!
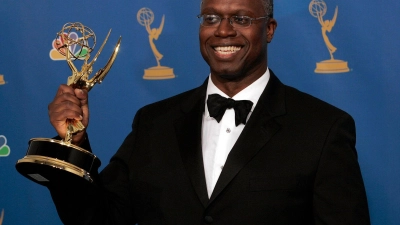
[214,46,241,54]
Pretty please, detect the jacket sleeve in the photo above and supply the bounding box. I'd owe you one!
[313,113,370,224]
[48,108,145,225]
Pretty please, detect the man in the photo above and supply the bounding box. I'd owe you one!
[48,0,370,224]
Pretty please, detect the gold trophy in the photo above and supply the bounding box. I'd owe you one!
[0,75,5,85]
[137,8,175,80]
[309,0,349,73]
[16,22,121,185]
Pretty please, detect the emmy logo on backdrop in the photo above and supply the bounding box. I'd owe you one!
[309,0,349,73]
[16,22,121,185]
[0,135,10,157]
[50,30,83,61]
[0,75,5,85]
[0,209,3,225]
[137,8,175,80]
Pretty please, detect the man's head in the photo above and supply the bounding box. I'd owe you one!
[200,0,273,17]
[199,0,277,85]
[261,0,274,18]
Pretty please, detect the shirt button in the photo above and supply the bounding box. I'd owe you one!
[204,216,213,223]
[226,128,231,133]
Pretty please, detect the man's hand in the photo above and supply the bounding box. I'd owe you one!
[48,84,89,145]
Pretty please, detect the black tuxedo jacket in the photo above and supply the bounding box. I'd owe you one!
[50,71,370,225]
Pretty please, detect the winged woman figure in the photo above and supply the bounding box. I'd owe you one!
[318,6,338,59]
[146,15,165,66]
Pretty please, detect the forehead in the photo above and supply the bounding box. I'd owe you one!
[201,0,264,15]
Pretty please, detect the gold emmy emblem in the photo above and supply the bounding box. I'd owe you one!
[137,8,175,80]
[0,209,3,225]
[309,0,349,73]
[0,75,5,85]
[16,22,121,185]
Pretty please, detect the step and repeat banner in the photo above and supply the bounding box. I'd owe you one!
[1,0,399,224]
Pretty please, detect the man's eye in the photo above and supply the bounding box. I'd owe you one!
[204,15,219,24]
[233,16,250,25]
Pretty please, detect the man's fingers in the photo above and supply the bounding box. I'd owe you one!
[49,85,85,122]
[49,103,83,122]
[74,88,89,106]
[55,84,74,97]
[48,84,89,144]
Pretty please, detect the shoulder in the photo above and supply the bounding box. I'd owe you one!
[268,71,350,120]
[285,85,346,116]
[280,84,355,134]
[134,84,205,122]
[144,86,202,111]
[267,70,354,134]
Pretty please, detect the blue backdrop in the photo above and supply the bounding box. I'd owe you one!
[1,0,399,224]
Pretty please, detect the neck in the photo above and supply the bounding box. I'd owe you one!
[210,69,266,98]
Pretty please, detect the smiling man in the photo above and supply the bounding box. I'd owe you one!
[47,0,370,224]
[199,0,275,97]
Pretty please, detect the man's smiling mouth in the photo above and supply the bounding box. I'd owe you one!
[213,46,242,55]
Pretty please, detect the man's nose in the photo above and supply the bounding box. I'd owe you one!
[214,18,237,37]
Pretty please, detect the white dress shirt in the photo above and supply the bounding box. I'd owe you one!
[202,69,270,197]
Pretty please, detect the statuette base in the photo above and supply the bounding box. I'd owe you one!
[16,138,100,186]
[143,66,175,80]
[315,59,350,74]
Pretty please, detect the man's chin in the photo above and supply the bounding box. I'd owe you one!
[212,71,244,81]
[218,73,242,80]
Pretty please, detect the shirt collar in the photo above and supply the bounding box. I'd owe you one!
[205,68,270,117]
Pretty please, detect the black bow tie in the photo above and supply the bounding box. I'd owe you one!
[207,93,253,126]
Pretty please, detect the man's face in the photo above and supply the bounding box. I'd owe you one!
[199,0,276,81]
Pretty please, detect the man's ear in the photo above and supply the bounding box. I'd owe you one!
[266,18,277,43]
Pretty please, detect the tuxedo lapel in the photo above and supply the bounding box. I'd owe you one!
[174,81,209,208]
[209,72,287,203]
[173,73,287,207]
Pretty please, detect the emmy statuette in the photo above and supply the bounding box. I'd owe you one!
[137,8,175,80]
[0,75,5,85]
[309,0,350,73]
[16,22,121,186]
